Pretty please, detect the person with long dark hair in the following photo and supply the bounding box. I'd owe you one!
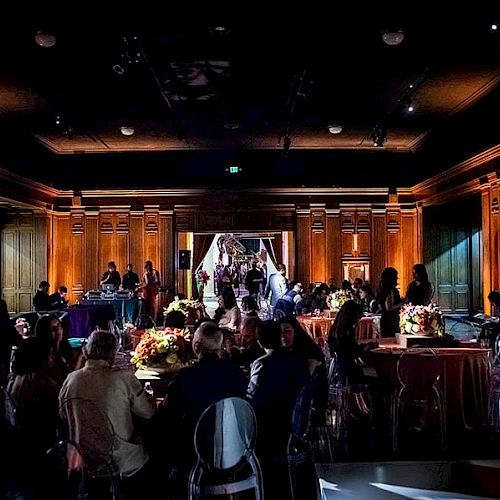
[327,301,364,385]
[405,263,434,306]
[377,267,403,337]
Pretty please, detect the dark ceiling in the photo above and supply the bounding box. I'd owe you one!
[0,7,499,189]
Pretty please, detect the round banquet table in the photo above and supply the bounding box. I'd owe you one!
[368,347,491,435]
[296,314,336,345]
[356,315,381,340]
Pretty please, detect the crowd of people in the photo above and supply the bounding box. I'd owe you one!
[0,260,443,498]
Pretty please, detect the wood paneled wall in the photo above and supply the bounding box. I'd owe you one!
[1,211,48,314]
[51,208,175,304]
[295,205,419,293]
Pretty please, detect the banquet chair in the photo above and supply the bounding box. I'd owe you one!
[188,397,263,500]
[0,384,18,429]
[287,373,321,499]
[391,348,447,454]
[59,397,121,499]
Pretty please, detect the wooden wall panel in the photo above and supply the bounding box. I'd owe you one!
[356,211,371,257]
[19,231,34,289]
[401,210,418,297]
[310,207,326,283]
[159,211,174,293]
[490,181,499,292]
[98,213,115,279]
[130,212,145,273]
[115,214,130,273]
[296,209,311,285]
[144,211,160,267]
[326,210,341,286]
[85,215,98,290]
[482,188,492,312]
[53,215,72,299]
[371,211,387,289]
[340,211,355,257]
[386,210,402,281]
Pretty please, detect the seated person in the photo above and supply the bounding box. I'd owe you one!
[240,316,265,370]
[155,321,247,490]
[295,283,329,315]
[212,292,241,332]
[241,295,259,318]
[359,284,379,314]
[33,280,51,312]
[60,330,156,480]
[49,285,68,310]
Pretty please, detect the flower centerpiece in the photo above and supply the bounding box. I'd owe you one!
[327,289,355,313]
[399,303,445,337]
[131,327,191,371]
[164,297,207,324]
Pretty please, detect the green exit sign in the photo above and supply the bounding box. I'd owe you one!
[229,165,239,173]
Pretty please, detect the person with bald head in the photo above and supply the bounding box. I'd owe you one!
[155,321,247,490]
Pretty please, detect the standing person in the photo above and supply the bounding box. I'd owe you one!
[405,263,434,306]
[33,281,51,312]
[245,262,264,298]
[49,285,68,309]
[100,261,121,289]
[264,263,288,307]
[122,264,140,294]
[141,260,161,320]
[377,267,404,337]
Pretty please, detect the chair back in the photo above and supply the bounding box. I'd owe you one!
[59,397,116,475]
[396,348,441,399]
[194,397,256,471]
[0,385,18,428]
[290,374,319,443]
[327,353,341,387]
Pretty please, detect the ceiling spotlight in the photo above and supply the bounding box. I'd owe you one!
[209,25,231,35]
[407,103,415,113]
[35,31,56,48]
[223,122,240,130]
[120,126,135,136]
[328,124,343,134]
[382,29,405,46]
[490,23,499,32]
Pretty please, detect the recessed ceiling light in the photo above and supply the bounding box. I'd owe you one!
[382,30,405,46]
[490,23,499,32]
[35,31,56,48]
[223,123,240,130]
[120,126,135,136]
[328,125,343,134]
[209,25,231,35]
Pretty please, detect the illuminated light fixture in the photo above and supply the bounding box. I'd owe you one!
[328,124,343,134]
[407,103,415,112]
[490,23,499,32]
[382,29,405,46]
[223,122,240,130]
[35,31,56,48]
[120,126,135,136]
[209,25,231,35]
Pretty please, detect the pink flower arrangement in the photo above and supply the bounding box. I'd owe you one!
[400,303,445,336]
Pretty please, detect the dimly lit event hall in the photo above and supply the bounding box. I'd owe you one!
[2,7,500,499]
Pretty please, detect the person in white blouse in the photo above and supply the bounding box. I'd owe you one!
[213,292,241,332]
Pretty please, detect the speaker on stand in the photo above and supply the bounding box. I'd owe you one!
[178,250,191,296]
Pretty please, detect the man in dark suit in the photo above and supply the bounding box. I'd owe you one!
[33,281,51,312]
[122,264,140,293]
[49,285,68,309]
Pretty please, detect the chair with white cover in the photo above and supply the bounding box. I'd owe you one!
[188,397,263,500]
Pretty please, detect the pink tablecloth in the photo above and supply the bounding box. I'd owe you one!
[369,347,491,433]
[297,314,335,343]
[356,315,381,340]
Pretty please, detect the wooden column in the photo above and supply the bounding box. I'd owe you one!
[129,210,145,273]
[481,182,492,313]
[159,210,174,292]
[84,212,99,291]
[295,207,311,285]
[401,208,419,296]
[70,210,85,302]
[416,202,424,263]
[371,209,387,289]
[326,209,341,286]
[310,204,326,283]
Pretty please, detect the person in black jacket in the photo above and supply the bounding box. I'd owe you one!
[405,263,434,306]
[33,281,51,312]
[49,285,68,309]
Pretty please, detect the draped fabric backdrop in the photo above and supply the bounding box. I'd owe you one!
[192,234,216,299]
[262,234,283,269]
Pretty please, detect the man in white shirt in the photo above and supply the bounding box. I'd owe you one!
[59,330,156,484]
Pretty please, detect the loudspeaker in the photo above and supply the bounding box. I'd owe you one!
[179,250,191,270]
